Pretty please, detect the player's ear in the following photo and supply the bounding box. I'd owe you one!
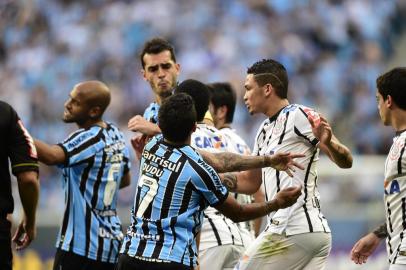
[192,123,197,132]
[386,95,393,108]
[89,106,102,119]
[141,69,147,81]
[219,105,227,119]
[264,83,272,97]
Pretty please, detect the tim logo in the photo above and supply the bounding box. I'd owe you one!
[384,179,400,195]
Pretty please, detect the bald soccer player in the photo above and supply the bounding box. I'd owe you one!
[34,81,132,270]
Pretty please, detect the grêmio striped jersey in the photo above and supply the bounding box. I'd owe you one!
[143,102,160,124]
[253,104,330,236]
[56,123,130,263]
[120,135,228,267]
[384,130,406,264]
[192,123,245,251]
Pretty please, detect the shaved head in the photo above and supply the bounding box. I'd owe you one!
[74,80,111,116]
[63,80,111,126]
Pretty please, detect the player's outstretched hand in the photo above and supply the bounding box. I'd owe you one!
[269,152,305,176]
[12,219,36,250]
[309,114,332,145]
[350,233,382,265]
[274,186,302,209]
[128,115,160,136]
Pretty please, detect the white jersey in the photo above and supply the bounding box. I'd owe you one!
[253,104,330,236]
[219,127,255,238]
[191,123,245,251]
[384,130,406,265]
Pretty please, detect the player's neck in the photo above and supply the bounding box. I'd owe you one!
[163,137,190,147]
[217,123,231,129]
[392,109,406,132]
[79,119,106,129]
[265,99,289,118]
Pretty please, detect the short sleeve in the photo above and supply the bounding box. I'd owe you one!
[293,107,319,146]
[8,110,39,175]
[58,127,104,167]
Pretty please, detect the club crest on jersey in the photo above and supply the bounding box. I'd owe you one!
[389,139,405,161]
[384,179,400,195]
[273,115,286,137]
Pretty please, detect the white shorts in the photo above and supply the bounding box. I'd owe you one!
[234,231,331,270]
[199,244,245,270]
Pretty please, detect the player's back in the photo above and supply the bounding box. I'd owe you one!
[121,135,228,267]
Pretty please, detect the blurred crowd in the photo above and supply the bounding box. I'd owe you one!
[1,0,405,210]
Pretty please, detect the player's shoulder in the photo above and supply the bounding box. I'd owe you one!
[63,125,102,146]
[0,101,17,124]
[144,102,159,114]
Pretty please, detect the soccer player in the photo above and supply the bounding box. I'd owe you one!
[208,82,265,242]
[128,37,179,141]
[117,93,303,270]
[0,101,39,270]
[175,79,246,270]
[34,81,131,270]
[350,67,406,269]
[224,59,353,270]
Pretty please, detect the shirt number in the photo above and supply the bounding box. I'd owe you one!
[136,175,158,217]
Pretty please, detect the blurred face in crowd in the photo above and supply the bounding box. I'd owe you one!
[244,74,268,115]
[142,50,180,104]
[376,91,391,126]
[63,86,91,125]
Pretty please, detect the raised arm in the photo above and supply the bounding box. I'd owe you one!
[309,115,353,168]
[34,139,66,165]
[215,186,301,223]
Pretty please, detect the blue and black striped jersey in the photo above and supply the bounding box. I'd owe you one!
[143,102,160,124]
[56,123,130,263]
[120,135,228,267]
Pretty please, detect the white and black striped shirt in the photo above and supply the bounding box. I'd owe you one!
[253,104,330,236]
[384,130,406,264]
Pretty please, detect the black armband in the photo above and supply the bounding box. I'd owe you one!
[373,223,388,239]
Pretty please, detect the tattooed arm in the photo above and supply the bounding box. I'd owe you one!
[372,223,388,239]
[215,186,301,223]
[220,171,262,195]
[198,150,304,175]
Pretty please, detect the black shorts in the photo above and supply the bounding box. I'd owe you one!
[116,254,192,270]
[0,218,12,270]
[53,248,115,270]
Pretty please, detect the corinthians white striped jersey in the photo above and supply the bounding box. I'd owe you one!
[191,123,245,251]
[253,104,330,236]
[384,130,406,264]
[219,127,255,237]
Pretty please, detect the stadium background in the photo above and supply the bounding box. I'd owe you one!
[1,0,405,269]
